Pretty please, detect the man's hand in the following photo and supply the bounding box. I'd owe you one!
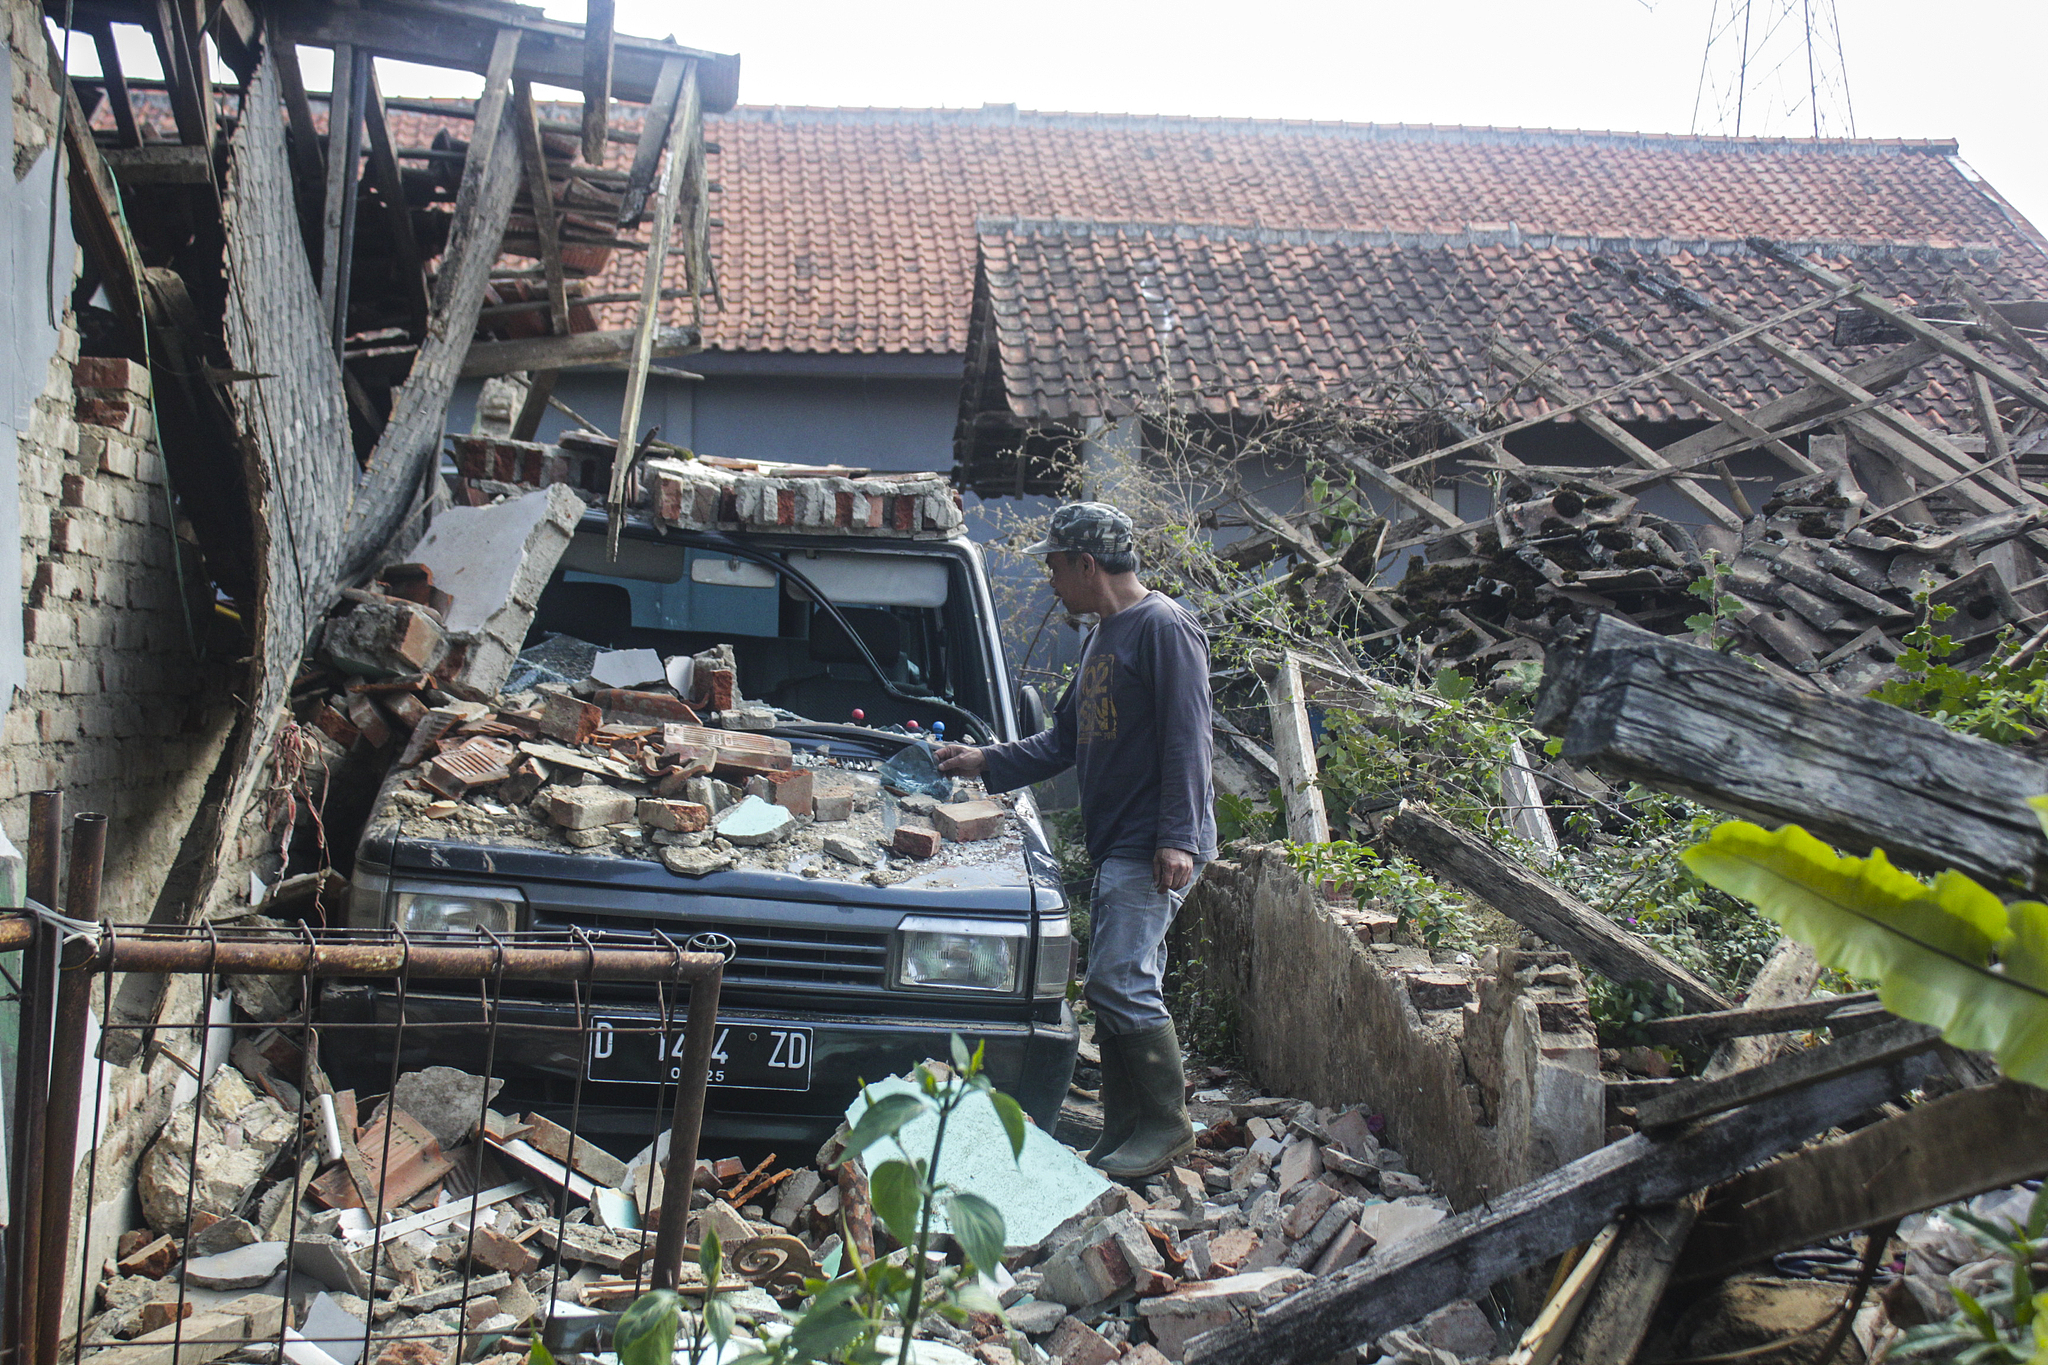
[935,744,988,776]
[1154,847,1195,892]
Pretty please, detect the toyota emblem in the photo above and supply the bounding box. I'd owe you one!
[685,931,739,962]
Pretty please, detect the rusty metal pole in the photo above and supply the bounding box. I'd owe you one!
[34,814,105,1364]
[649,963,723,1289]
[5,792,62,1365]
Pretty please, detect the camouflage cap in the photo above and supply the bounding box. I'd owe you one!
[1022,501,1136,558]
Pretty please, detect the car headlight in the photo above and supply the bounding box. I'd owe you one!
[392,886,523,935]
[1034,916,1073,999]
[894,916,1026,993]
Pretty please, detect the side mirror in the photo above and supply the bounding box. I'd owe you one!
[1018,683,1050,736]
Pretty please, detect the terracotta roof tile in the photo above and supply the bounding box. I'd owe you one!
[358,104,2048,356]
[962,220,2048,430]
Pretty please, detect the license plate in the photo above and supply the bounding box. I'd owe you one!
[586,1017,814,1091]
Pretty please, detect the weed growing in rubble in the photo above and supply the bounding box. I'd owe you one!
[1892,1187,2048,1365]
[1874,600,2048,745]
[1683,552,1746,651]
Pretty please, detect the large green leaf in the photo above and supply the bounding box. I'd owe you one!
[614,1290,681,1365]
[946,1190,1007,1274]
[868,1158,922,1251]
[1681,821,2048,1088]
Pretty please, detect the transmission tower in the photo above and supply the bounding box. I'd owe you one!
[1690,0,1856,139]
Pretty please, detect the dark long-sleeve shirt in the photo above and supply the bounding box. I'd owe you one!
[984,592,1216,864]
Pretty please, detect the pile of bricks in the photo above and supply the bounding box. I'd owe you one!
[443,432,967,539]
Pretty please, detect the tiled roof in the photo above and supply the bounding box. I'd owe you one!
[958,220,2048,433]
[368,104,2048,357]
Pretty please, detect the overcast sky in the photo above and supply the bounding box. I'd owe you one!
[532,0,2045,239]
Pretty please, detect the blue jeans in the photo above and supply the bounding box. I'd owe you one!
[1086,856,1206,1035]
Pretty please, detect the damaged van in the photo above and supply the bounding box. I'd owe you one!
[333,455,1078,1148]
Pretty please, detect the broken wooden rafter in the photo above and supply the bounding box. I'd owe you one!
[1490,340,1744,530]
[1383,801,1732,1012]
[1635,1017,1942,1129]
[1635,991,1882,1047]
[510,78,572,441]
[85,19,141,148]
[580,0,615,165]
[319,43,368,358]
[1674,1079,2048,1283]
[1553,1198,1700,1365]
[361,65,430,338]
[1181,1049,1940,1365]
[462,325,697,380]
[617,54,686,229]
[1535,614,2048,891]
[1263,654,1330,844]
[607,57,700,556]
[345,26,523,575]
[1953,281,2048,384]
[1757,242,2048,418]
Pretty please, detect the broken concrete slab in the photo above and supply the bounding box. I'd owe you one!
[1138,1269,1313,1361]
[590,648,665,689]
[406,484,582,696]
[299,1294,368,1365]
[386,1067,504,1151]
[1354,1199,1447,1250]
[824,833,877,866]
[91,1294,284,1365]
[184,1241,289,1291]
[1005,1299,1067,1335]
[290,1235,372,1297]
[663,845,735,877]
[137,1069,296,1235]
[846,1076,1112,1252]
[716,795,796,847]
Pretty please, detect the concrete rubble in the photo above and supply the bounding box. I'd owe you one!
[89,1016,1512,1365]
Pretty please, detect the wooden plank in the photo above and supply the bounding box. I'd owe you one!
[1490,339,1744,531]
[606,59,698,554]
[269,0,739,111]
[1534,613,2048,892]
[1504,1222,1622,1365]
[580,0,614,165]
[1330,447,1463,530]
[616,53,684,229]
[1758,245,2048,417]
[1180,1051,1940,1365]
[512,81,572,336]
[150,0,213,152]
[361,64,429,336]
[269,35,329,267]
[1636,991,1882,1047]
[317,41,359,345]
[1384,801,1732,1012]
[61,71,144,326]
[86,20,142,147]
[1264,654,1330,844]
[1953,282,2048,383]
[1553,1198,1700,1365]
[1383,293,1845,477]
[461,324,696,378]
[1674,1080,2048,1284]
[1971,370,2015,484]
[1636,1018,1941,1130]
[1700,939,1822,1080]
[344,27,522,575]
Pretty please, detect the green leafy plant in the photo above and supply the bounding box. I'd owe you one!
[1872,599,2048,744]
[1892,1187,2048,1364]
[1684,551,1746,651]
[733,1035,1026,1364]
[1681,819,2048,1088]
[600,1228,735,1365]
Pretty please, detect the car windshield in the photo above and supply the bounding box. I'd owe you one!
[525,530,998,733]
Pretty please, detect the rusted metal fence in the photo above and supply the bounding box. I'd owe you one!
[2,790,730,1365]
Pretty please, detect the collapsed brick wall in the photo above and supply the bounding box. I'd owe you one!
[1173,845,1603,1210]
[5,344,239,920]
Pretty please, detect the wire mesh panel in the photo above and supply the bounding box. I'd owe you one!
[4,917,758,1365]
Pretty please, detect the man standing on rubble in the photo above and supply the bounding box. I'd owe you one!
[935,501,1215,1180]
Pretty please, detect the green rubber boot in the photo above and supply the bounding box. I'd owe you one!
[1096,1020,1195,1181]
[1086,1031,1136,1166]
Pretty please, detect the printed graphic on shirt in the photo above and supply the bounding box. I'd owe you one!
[1076,652,1118,744]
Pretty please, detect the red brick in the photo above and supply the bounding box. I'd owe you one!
[892,825,940,859]
[75,398,144,435]
[424,737,517,797]
[310,703,360,748]
[347,695,393,749]
[695,667,735,712]
[776,488,797,525]
[74,356,147,395]
[835,491,854,526]
[468,1225,539,1276]
[636,798,710,832]
[594,689,697,723]
[933,799,1005,842]
[539,691,603,743]
[764,767,814,818]
[891,495,916,532]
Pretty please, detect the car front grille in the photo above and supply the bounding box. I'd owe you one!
[528,911,891,992]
